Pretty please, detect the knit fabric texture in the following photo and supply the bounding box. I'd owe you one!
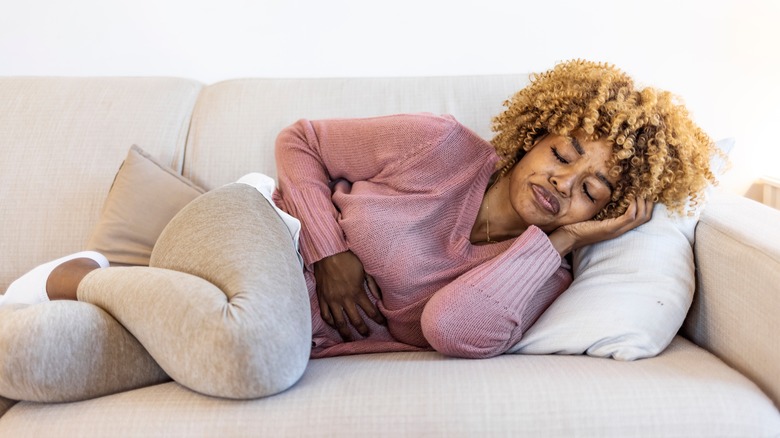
[273,114,571,359]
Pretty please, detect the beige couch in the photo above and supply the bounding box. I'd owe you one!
[0,76,778,437]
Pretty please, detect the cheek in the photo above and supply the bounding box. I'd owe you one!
[569,200,603,222]
[511,161,533,178]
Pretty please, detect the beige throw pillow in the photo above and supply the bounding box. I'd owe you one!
[86,145,205,266]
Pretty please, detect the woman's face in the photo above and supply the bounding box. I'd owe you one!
[508,133,618,233]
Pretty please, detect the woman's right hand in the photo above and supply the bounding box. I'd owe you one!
[313,250,386,341]
[549,197,654,256]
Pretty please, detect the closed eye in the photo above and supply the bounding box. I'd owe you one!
[583,184,596,203]
[551,147,568,164]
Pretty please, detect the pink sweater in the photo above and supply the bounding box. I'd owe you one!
[273,113,571,359]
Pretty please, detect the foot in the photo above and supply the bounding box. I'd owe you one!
[2,251,109,306]
[46,257,104,300]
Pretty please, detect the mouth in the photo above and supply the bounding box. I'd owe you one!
[532,185,560,215]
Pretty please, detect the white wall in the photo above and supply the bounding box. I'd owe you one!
[2,0,778,200]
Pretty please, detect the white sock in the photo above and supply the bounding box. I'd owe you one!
[1,251,109,306]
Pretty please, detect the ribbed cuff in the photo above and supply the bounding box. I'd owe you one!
[468,226,562,312]
[288,188,349,266]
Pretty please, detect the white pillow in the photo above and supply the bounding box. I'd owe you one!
[509,138,734,361]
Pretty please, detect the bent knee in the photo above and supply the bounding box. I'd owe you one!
[196,342,310,399]
[174,322,312,399]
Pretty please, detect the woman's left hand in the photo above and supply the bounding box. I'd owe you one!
[549,197,654,256]
[313,250,386,341]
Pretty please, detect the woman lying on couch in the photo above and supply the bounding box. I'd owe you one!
[0,60,718,401]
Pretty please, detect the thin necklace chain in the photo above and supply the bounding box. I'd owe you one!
[484,175,502,243]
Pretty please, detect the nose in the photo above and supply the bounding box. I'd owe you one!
[550,172,575,197]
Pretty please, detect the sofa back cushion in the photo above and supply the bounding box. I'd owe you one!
[0,77,202,290]
[182,75,529,189]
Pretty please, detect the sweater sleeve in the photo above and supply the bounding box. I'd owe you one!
[274,114,459,267]
[420,226,572,358]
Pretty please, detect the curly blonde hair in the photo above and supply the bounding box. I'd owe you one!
[491,59,720,219]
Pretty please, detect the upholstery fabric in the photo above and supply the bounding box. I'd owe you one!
[86,144,205,266]
[683,190,780,407]
[0,337,777,437]
[0,77,202,291]
[79,184,311,399]
[0,301,169,402]
[183,76,528,189]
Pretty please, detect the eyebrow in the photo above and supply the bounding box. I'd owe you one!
[596,173,615,194]
[570,136,585,155]
[568,136,615,194]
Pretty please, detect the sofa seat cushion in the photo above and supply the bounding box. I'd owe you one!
[1,336,777,437]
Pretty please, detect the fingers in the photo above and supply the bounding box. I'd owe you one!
[320,283,386,341]
[595,196,653,241]
[321,298,357,341]
[318,295,334,327]
[366,275,382,300]
[319,298,356,342]
[313,251,386,341]
[320,294,357,341]
[321,301,362,341]
[631,196,654,225]
[618,196,654,233]
[562,196,656,252]
[624,196,639,218]
[343,301,371,338]
[642,197,654,221]
[330,306,355,341]
[357,284,386,326]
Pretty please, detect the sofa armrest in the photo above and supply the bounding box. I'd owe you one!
[683,190,780,407]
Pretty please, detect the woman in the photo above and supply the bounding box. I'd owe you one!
[0,60,718,401]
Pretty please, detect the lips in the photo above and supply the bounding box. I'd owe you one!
[532,185,560,215]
